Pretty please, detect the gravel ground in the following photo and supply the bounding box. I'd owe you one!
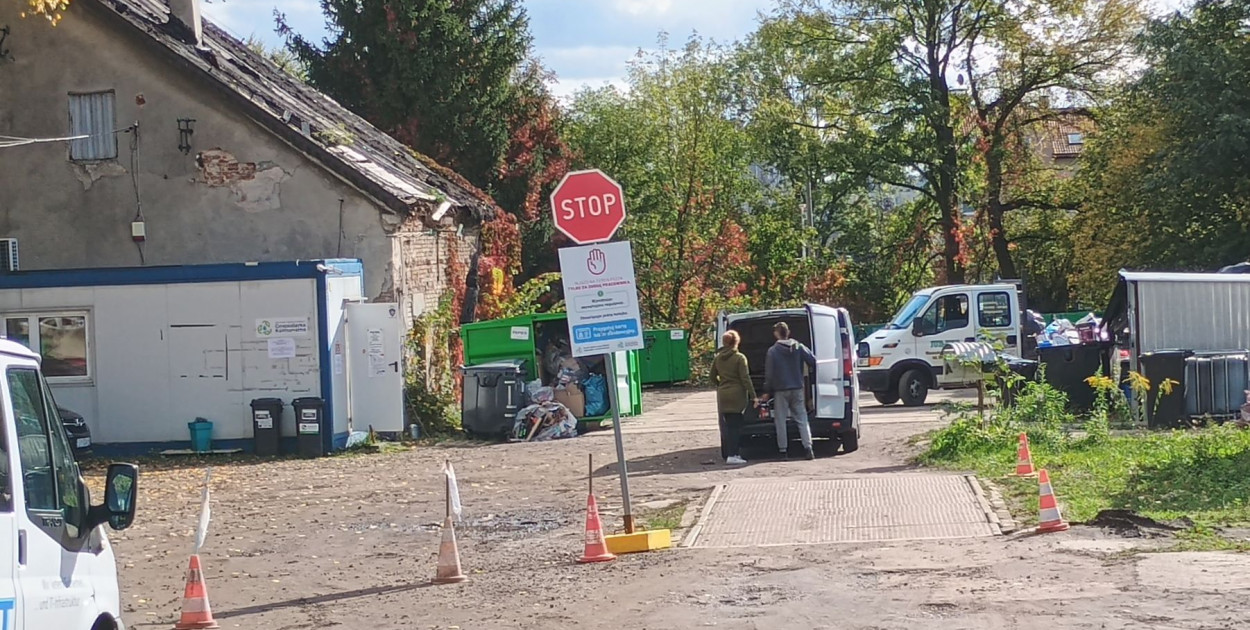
[99,389,1250,630]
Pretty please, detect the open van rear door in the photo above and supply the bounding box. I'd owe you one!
[806,304,847,420]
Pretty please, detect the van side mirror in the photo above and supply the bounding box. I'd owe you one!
[911,318,926,337]
[87,463,138,532]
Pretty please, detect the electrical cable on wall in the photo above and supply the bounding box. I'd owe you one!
[123,122,146,265]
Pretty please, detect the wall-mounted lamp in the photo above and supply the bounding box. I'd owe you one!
[0,26,13,62]
[177,118,196,155]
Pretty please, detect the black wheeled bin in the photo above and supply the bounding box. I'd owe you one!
[249,398,284,455]
[461,360,527,440]
[1140,350,1192,429]
[292,397,325,458]
[1037,343,1108,412]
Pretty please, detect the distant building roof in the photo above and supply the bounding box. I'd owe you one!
[93,0,499,221]
[1044,112,1096,159]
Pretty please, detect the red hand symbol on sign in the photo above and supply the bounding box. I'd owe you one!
[587,248,607,276]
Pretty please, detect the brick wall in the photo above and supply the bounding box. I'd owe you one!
[393,216,480,325]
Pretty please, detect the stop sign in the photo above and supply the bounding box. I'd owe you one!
[550,169,626,244]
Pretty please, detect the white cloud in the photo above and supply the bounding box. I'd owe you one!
[550,77,630,102]
[613,0,674,16]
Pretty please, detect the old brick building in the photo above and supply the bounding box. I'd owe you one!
[0,0,495,324]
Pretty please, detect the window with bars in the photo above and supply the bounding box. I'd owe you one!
[68,91,118,161]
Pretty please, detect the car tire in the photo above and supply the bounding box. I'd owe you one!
[873,390,900,405]
[899,369,929,407]
[840,429,859,454]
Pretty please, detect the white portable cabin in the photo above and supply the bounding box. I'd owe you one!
[0,260,405,454]
[1103,270,1250,372]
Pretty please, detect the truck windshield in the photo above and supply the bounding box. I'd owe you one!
[886,294,930,329]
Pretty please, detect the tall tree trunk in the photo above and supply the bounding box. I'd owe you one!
[984,134,1018,280]
[930,50,965,284]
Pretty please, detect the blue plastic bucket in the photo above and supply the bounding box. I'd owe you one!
[188,419,213,453]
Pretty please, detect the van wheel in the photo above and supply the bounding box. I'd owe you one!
[873,391,900,405]
[899,369,929,407]
[840,429,859,454]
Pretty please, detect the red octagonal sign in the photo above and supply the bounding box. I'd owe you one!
[550,169,626,244]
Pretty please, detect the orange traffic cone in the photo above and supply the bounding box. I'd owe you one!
[432,515,468,585]
[173,554,219,630]
[577,493,616,563]
[1016,433,1036,476]
[1037,469,1071,533]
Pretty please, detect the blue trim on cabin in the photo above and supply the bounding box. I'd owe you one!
[0,260,332,289]
[0,260,367,454]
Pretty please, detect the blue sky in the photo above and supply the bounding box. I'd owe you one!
[204,0,1189,99]
[203,0,774,97]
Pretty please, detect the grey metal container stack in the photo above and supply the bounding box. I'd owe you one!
[1184,352,1250,422]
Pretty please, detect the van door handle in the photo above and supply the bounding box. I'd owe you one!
[1007,335,1018,345]
[18,530,26,565]
[964,337,975,342]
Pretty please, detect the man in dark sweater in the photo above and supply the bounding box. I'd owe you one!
[760,322,818,460]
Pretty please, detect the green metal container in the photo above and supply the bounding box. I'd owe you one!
[459,312,643,421]
[641,329,692,385]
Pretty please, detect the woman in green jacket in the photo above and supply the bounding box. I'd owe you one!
[710,330,756,465]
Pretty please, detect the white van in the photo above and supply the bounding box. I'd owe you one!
[856,284,1023,406]
[0,339,138,630]
[717,304,860,453]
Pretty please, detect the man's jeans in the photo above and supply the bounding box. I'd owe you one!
[773,388,812,451]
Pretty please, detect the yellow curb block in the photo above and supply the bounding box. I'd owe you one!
[605,529,671,554]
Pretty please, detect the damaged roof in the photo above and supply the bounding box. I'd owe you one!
[95,0,499,221]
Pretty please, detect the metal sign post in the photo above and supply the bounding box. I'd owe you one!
[605,354,634,533]
[552,169,642,536]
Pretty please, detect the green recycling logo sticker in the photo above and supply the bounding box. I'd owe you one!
[257,320,273,336]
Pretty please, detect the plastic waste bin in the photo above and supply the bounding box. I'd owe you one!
[461,360,527,440]
[292,397,325,458]
[1183,352,1247,422]
[1037,344,1108,412]
[1140,350,1192,429]
[250,398,284,455]
[188,418,213,453]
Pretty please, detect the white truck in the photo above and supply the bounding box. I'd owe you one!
[0,338,139,630]
[856,284,1024,406]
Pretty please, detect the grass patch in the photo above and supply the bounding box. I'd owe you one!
[639,502,688,531]
[922,417,1250,527]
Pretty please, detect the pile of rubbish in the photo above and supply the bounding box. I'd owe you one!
[509,336,612,442]
[1035,312,1105,348]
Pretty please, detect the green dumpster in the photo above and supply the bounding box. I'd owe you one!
[459,312,643,425]
[641,329,692,385]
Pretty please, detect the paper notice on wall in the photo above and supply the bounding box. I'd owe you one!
[333,342,345,375]
[256,317,310,338]
[368,353,388,377]
[510,326,529,341]
[670,330,685,340]
[267,337,297,359]
[367,328,385,356]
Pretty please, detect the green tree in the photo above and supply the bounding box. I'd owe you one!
[1073,0,1250,303]
[564,37,763,334]
[279,0,531,191]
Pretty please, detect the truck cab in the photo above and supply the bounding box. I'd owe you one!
[717,304,860,453]
[0,339,138,630]
[856,284,1022,406]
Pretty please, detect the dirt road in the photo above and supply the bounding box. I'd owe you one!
[108,389,1250,629]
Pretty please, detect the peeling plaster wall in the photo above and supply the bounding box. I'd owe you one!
[0,3,407,303]
[393,216,480,322]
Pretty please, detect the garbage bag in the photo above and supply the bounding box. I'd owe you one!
[583,374,609,416]
[511,402,579,442]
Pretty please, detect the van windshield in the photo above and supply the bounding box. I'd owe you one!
[886,294,931,329]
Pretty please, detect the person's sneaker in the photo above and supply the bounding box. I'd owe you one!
[725,455,748,465]
[805,447,815,461]
[778,450,788,460]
